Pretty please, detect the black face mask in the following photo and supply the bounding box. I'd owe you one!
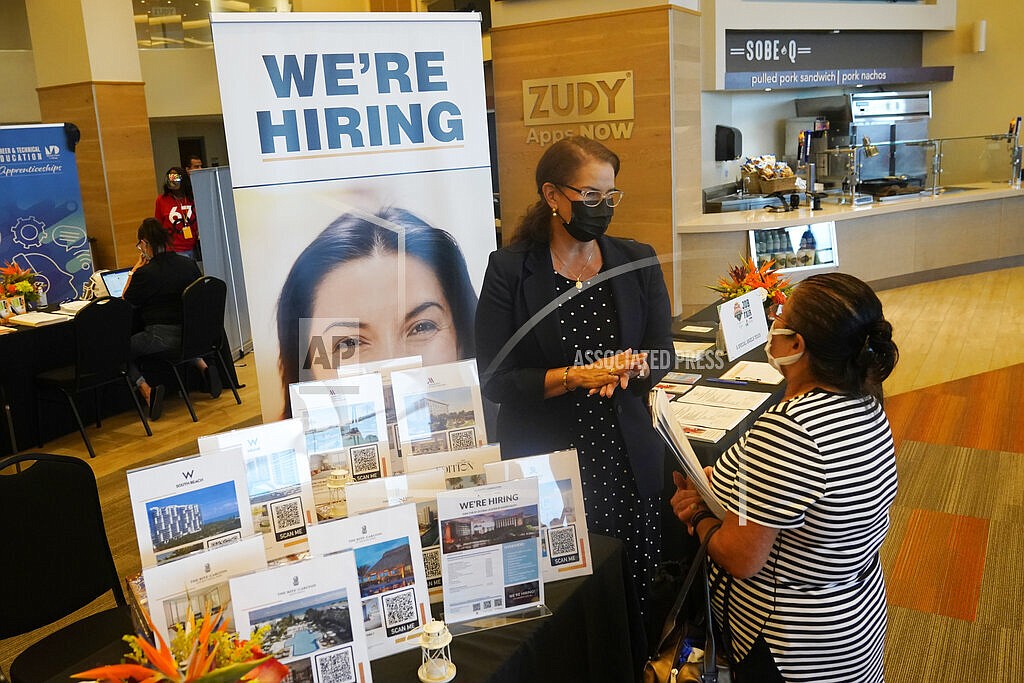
[562,201,613,242]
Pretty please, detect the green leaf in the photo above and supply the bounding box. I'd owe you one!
[192,658,267,683]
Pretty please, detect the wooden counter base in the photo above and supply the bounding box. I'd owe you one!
[673,185,1024,316]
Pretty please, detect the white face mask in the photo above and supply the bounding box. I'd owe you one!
[764,327,802,372]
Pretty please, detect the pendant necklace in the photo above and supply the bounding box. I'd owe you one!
[552,246,596,290]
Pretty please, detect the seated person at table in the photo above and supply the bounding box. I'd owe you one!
[671,272,899,683]
[123,218,203,420]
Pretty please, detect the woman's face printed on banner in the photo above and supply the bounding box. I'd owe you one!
[306,253,458,377]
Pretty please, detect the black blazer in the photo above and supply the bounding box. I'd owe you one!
[474,235,673,498]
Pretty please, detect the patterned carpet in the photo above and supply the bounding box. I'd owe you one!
[881,365,1024,683]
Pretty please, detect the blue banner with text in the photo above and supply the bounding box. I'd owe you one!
[0,123,94,304]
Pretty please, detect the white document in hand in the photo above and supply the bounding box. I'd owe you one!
[652,390,727,519]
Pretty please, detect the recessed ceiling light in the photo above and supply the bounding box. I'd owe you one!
[764,88,772,92]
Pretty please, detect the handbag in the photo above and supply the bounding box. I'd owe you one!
[643,533,719,683]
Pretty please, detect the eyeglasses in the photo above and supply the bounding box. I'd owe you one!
[558,184,624,208]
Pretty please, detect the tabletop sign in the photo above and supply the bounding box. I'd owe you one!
[717,288,769,361]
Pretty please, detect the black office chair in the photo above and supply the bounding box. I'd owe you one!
[149,276,241,422]
[34,296,151,459]
[0,453,135,683]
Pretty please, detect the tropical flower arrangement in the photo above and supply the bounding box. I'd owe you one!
[1,261,38,303]
[708,256,793,309]
[72,607,289,683]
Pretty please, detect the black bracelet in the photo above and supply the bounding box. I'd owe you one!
[700,522,723,547]
[689,509,717,530]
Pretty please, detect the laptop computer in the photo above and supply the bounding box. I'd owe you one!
[99,267,133,298]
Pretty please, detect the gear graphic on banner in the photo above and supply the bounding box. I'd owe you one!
[11,216,47,249]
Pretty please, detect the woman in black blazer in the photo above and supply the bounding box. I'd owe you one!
[475,137,673,613]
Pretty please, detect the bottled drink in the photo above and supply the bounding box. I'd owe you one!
[797,227,817,267]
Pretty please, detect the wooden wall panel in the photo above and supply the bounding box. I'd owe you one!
[94,83,157,269]
[492,7,675,300]
[37,82,155,270]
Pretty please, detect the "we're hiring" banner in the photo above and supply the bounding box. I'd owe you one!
[211,13,495,421]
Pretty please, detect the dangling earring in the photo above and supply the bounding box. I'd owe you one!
[551,206,558,216]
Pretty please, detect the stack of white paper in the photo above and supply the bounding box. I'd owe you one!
[652,390,726,519]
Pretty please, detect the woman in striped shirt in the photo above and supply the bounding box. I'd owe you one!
[672,272,899,682]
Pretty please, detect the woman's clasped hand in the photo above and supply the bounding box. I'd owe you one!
[570,348,648,397]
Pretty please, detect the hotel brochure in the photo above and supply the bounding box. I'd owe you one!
[127,446,254,569]
[403,444,502,601]
[289,374,390,521]
[719,360,784,385]
[142,535,266,645]
[345,468,448,604]
[652,389,727,519]
[675,385,771,411]
[484,448,593,583]
[337,355,422,474]
[437,477,544,624]
[198,419,316,562]
[669,400,749,432]
[230,552,373,683]
[307,503,431,660]
[391,360,487,456]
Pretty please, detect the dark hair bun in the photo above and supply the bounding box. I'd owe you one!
[864,319,898,383]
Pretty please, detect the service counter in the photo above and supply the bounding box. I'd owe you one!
[674,183,1024,316]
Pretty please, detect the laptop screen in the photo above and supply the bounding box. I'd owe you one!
[100,268,133,298]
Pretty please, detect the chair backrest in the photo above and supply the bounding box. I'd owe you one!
[0,453,126,637]
[180,276,227,360]
[73,295,133,386]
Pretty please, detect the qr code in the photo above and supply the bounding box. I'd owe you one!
[447,427,476,451]
[270,497,304,533]
[314,646,355,683]
[349,444,380,477]
[422,547,442,580]
[548,525,579,557]
[382,587,417,628]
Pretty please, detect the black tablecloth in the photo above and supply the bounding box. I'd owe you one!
[372,533,646,683]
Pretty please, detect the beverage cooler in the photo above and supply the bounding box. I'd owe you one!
[749,222,838,274]
[787,91,931,194]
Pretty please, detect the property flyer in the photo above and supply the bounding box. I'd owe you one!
[485,449,593,583]
[652,389,728,518]
[403,444,501,601]
[142,535,266,645]
[307,504,431,660]
[230,552,372,683]
[392,360,487,456]
[198,419,316,561]
[337,355,422,474]
[289,374,390,521]
[437,478,543,623]
[127,447,254,569]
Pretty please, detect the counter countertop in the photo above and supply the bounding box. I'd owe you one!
[679,182,1024,234]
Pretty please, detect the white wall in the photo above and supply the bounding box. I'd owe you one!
[700,87,846,188]
[149,118,230,193]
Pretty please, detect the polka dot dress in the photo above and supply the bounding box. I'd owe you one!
[555,271,659,612]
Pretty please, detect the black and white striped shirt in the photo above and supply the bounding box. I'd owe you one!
[709,389,898,682]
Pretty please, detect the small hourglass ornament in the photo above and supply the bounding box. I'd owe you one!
[417,620,456,683]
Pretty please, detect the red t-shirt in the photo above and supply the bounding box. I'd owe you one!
[154,193,198,253]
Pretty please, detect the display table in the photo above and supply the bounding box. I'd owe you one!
[374,533,645,682]
[123,534,645,683]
